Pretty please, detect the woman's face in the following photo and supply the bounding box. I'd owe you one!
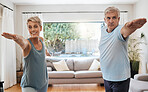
[27,21,42,37]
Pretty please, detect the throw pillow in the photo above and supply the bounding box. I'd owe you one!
[88,59,100,71]
[53,59,70,71]
[47,67,52,71]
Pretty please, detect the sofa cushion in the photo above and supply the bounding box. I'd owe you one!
[75,71,102,78]
[74,58,94,71]
[89,59,100,71]
[46,57,63,70]
[134,74,148,81]
[53,59,70,71]
[130,78,148,92]
[46,57,74,71]
[48,71,75,78]
[47,67,52,71]
[65,59,74,71]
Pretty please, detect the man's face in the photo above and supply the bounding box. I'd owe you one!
[104,12,120,32]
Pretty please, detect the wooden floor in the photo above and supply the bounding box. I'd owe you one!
[4,84,105,92]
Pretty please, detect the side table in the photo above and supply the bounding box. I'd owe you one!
[16,71,23,83]
[0,81,4,92]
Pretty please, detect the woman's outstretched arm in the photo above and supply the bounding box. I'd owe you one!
[1,32,31,56]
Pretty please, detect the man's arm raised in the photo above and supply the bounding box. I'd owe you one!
[121,18,147,39]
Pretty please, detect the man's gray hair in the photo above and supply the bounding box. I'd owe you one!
[104,6,120,17]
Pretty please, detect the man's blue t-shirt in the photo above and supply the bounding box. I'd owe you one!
[99,25,130,81]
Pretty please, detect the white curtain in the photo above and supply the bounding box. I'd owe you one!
[16,13,43,71]
[119,12,128,25]
[0,7,16,89]
[0,7,2,83]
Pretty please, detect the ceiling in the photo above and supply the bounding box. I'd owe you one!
[9,0,140,5]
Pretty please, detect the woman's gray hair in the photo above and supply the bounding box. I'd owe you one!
[104,6,120,17]
[27,16,42,26]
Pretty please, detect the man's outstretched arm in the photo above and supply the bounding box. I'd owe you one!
[121,18,147,39]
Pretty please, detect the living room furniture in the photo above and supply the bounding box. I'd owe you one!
[46,56,104,85]
[0,81,4,92]
[129,74,148,92]
[16,71,23,83]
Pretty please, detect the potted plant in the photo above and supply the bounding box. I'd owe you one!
[128,33,146,78]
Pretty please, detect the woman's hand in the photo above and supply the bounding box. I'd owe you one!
[1,32,18,40]
[46,49,51,56]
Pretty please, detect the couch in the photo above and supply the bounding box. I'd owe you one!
[129,74,148,92]
[46,56,104,85]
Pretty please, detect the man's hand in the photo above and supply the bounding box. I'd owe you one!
[121,18,147,39]
[126,18,147,30]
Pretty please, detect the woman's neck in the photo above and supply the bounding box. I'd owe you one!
[30,37,40,44]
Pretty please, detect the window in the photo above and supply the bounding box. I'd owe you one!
[43,21,103,57]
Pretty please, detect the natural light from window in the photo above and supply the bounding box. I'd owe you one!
[43,22,103,57]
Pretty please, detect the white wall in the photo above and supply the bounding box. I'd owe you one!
[15,4,133,34]
[134,0,148,73]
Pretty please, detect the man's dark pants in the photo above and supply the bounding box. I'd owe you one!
[104,78,130,92]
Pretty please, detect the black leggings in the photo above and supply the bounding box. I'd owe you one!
[104,78,130,92]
